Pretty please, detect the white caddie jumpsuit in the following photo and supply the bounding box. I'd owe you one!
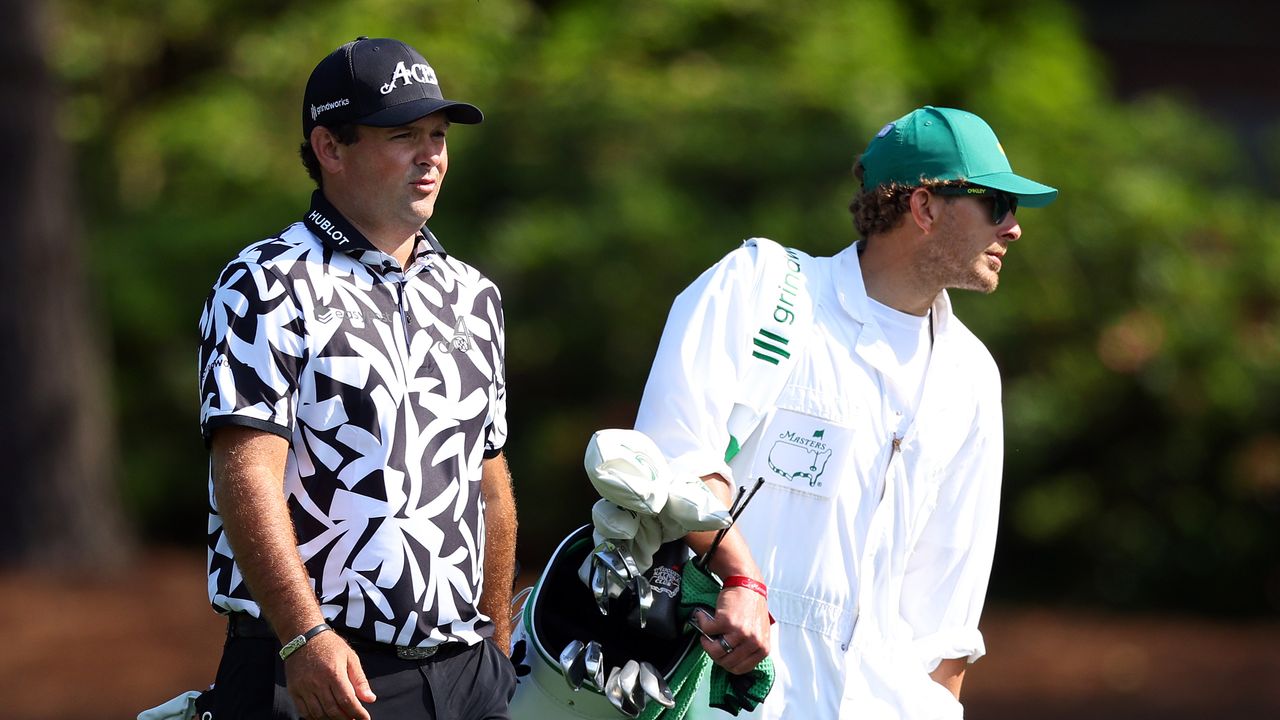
[636,241,1004,719]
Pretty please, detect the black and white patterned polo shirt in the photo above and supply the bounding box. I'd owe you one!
[198,191,506,648]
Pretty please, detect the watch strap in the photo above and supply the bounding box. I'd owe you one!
[279,622,333,661]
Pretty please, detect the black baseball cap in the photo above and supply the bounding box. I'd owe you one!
[302,37,483,138]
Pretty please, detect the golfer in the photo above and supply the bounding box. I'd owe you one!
[196,37,516,720]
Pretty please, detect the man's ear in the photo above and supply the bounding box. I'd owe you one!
[908,187,942,233]
[310,126,345,176]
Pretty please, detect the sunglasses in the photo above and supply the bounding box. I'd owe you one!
[932,185,1018,225]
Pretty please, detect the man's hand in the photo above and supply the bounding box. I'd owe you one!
[692,585,771,675]
[930,657,967,700]
[283,631,376,720]
[212,427,378,719]
[685,473,771,675]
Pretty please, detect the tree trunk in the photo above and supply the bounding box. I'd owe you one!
[0,0,132,571]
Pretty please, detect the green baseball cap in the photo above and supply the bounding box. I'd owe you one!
[860,106,1057,208]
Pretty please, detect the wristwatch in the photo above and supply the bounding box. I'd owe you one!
[279,623,333,661]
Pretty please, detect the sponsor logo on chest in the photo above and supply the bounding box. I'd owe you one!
[751,247,805,366]
[315,307,390,326]
[767,428,832,488]
[437,317,474,353]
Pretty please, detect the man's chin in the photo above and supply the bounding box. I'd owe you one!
[951,273,999,294]
[408,200,437,224]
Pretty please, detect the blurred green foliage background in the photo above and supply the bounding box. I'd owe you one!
[55,0,1280,615]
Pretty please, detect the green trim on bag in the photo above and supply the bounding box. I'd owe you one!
[638,647,710,720]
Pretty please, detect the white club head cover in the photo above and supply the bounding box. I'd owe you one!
[627,516,665,575]
[580,429,732,583]
[661,473,732,535]
[591,500,641,540]
[585,429,732,532]
[604,492,730,579]
[584,429,672,514]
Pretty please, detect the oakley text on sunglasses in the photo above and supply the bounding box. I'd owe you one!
[932,185,1019,224]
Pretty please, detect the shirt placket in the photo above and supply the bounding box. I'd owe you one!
[375,261,414,404]
[850,418,907,648]
[848,315,932,633]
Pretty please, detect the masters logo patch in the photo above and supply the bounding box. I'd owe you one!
[751,409,850,500]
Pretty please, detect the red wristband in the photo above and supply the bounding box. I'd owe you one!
[723,575,768,599]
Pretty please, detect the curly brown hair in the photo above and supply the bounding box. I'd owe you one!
[849,157,965,238]
[299,123,361,188]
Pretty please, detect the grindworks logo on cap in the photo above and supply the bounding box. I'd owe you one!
[382,61,438,95]
[310,97,350,121]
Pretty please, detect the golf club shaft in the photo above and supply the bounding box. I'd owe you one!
[700,477,765,569]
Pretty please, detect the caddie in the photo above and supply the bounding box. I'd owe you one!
[196,36,516,720]
[634,106,1057,719]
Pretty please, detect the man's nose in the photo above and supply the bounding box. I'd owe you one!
[417,141,443,166]
[1001,215,1022,242]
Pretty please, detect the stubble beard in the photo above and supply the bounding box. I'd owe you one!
[918,217,1000,295]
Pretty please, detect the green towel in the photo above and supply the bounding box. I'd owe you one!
[635,560,775,719]
[637,642,710,720]
[678,561,775,716]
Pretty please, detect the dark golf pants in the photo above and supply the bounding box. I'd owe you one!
[201,626,516,719]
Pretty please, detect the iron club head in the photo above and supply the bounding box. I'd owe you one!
[583,640,605,692]
[590,563,610,616]
[638,660,675,708]
[619,655,645,712]
[619,659,646,716]
[615,544,642,579]
[634,575,653,629]
[558,639,587,691]
[604,665,636,718]
[603,562,628,600]
[593,546,634,584]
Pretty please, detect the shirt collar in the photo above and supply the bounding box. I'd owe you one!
[302,190,448,267]
[832,242,873,324]
[416,228,448,260]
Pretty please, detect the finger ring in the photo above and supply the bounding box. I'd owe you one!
[717,636,734,655]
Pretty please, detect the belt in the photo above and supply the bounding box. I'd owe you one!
[345,635,468,661]
[226,613,464,661]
